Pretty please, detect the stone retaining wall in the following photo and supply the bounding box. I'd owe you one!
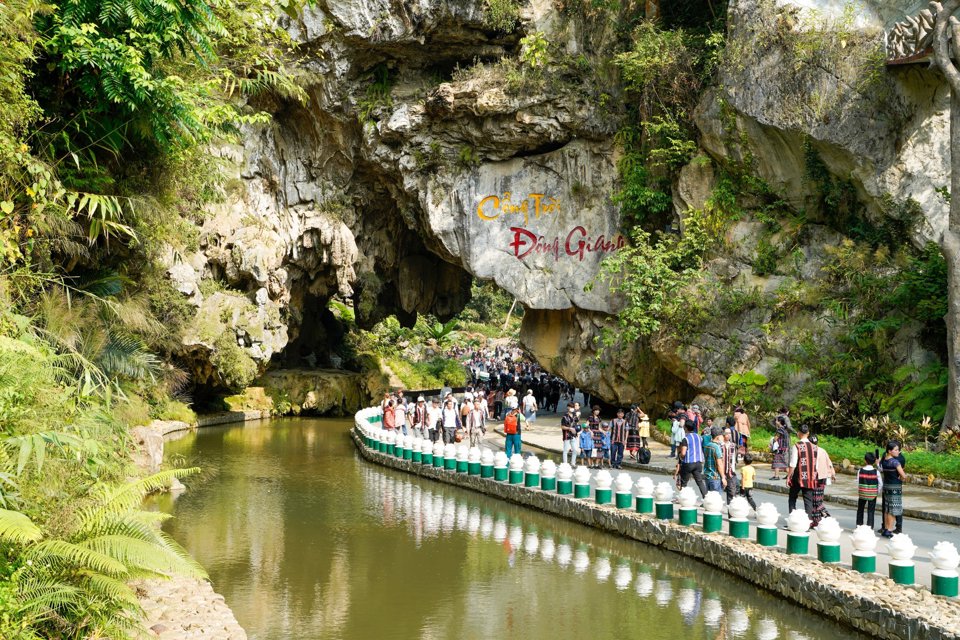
[351,427,960,640]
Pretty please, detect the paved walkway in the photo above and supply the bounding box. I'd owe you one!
[474,413,960,587]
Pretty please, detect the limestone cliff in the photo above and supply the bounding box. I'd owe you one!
[165,0,949,413]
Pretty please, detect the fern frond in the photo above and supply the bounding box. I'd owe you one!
[77,469,198,532]
[0,508,42,544]
[26,540,128,576]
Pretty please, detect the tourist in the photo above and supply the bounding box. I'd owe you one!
[670,412,685,458]
[884,441,907,534]
[687,404,703,431]
[770,416,790,480]
[427,397,442,443]
[590,417,604,469]
[740,454,757,510]
[725,416,741,460]
[380,392,391,413]
[879,441,908,538]
[494,388,504,420]
[786,424,818,528]
[734,405,751,453]
[505,389,519,414]
[600,422,612,468]
[521,389,538,423]
[626,404,642,460]
[383,399,396,431]
[560,403,579,465]
[503,405,524,459]
[578,421,594,467]
[703,426,726,494]
[410,396,428,438]
[856,452,881,529]
[441,398,461,444]
[810,434,835,527]
[675,420,708,498]
[722,426,739,504]
[467,398,486,447]
[637,408,651,448]
[774,406,793,433]
[610,409,628,469]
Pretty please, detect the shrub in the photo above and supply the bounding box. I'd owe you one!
[211,334,258,391]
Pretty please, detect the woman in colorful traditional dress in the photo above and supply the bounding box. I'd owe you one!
[810,435,836,526]
[879,441,908,538]
[770,415,790,480]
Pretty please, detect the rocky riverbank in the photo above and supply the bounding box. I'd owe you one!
[130,419,248,640]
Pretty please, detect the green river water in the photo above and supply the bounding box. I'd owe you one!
[157,417,864,640]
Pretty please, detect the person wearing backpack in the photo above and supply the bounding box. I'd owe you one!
[503,406,525,459]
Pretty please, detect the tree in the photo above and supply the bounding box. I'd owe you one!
[933,0,960,434]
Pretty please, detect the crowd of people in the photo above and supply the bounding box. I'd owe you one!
[376,359,911,537]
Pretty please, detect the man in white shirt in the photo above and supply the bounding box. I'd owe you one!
[467,398,486,447]
[426,398,443,443]
[441,399,460,444]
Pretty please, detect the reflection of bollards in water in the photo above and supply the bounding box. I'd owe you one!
[594,470,612,505]
[930,541,960,597]
[816,518,842,563]
[888,533,917,585]
[785,510,810,555]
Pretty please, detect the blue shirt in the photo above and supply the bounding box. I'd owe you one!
[682,432,704,464]
[579,430,594,451]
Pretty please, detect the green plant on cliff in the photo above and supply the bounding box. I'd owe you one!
[211,333,258,391]
[483,0,521,33]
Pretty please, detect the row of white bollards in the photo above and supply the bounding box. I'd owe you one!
[355,411,959,598]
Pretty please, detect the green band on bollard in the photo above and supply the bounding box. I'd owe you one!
[817,543,841,563]
[932,572,959,598]
[412,452,422,463]
[595,488,612,505]
[852,553,876,573]
[574,483,591,499]
[557,480,573,495]
[729,519,750,539]
[402,449,412,460]
[702,512,722,533]
[456,460,468,473]
[444,458,456,470]
[468,462,480,475]
[786,533,809,555]
[541,477,557,491]
[756,526,778,547]
[655,502,674,520]
[525,473,540,488]
[636,496,654,514]
[433,456,444,468]
[889,562,915,585]
[386,444,394,456]
[481,465,494,478]
[494,467,508,481]
[509,470,523,484]
[679,508,698,526]
[422,453,433,466]
[615,492,632,509]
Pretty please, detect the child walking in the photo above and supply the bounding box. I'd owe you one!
[600,422,612,469]
[739,454,757,510]
[856,452,881,529]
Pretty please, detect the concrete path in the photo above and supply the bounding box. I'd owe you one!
[476,412,960,587]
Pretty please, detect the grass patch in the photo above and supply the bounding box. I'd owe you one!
[383,356,468,390]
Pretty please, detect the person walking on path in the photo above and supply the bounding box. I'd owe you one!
[504,389,519,414]
[786,424,819,528]
[521,389,538,424]
[410,396,428,438]
[637,409,651,448]
[740,454,757,510]
[856,452,881,529]
[578,422,595,467]
[670,412,684,458]
[610,409,628,469]
[384,399,396,431]
[734,405,751,453]
[703,427,726,494]
[880,441,908,538]
[770,416,790,480]
[441,398,461,445]
[675,420,708,498]
[722,426,739,504]
[810,434,836,526]
[503,406,525,459]
[466,398,486,448]
[626,405,642,460]
[560,403,579,466]
[426,397,442,443]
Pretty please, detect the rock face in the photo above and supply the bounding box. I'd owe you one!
[165,0,950,409]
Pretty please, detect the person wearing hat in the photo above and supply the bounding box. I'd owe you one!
[637,408,650,448]
[504,388,519,413]
[410,396,428,438]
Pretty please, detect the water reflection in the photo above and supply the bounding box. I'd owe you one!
[161,419,865,640]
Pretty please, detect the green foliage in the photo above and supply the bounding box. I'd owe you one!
[519,32,550,69]
[483,0,521,33]
[599,214,709,344]
[460,280,514,324]
[725,370,768,405]
[210,333,258,391]
[416,317,459,345]
[356,64,394,123]
[752,236,778,276]
[383,356,468,390]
